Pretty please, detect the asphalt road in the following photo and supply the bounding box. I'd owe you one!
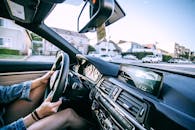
[26,55,55,62]
[111,58,195,75]
[133,62,195,75]
[26,55,195,75]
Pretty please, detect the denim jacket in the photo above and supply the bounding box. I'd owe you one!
[0,81,31,130]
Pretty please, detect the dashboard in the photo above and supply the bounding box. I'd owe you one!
[70,56,195,130]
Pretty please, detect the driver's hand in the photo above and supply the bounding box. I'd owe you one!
[31,71,54,90]
[36,96,62,118]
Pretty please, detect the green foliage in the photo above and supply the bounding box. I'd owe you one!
[162,55,172,62]
[30,32,42,41]
[191,56,195,61]
[179,54,189,59]
[0,54,24,59]
[87,45,96,54]
[0,48,20,55]
[122,52,153,59]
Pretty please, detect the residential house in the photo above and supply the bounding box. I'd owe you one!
[43,28,89,55]
[95,39,121,56]
[130,42,145,52]
[117,41,145,53]
[0,18,31,54]
[143,43,161,54]
[118,41,153,53]
[157,48,170,56]
[128,42,162,55]
[117,40,132,52]
[174,43,191,58]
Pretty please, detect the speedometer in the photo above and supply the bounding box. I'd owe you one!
[83,64,100,82]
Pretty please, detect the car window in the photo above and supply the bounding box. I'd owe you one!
[0,17,57,62]
[2,0,194,67]
[45,0,194,67]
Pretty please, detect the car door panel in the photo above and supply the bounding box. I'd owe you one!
[0,61,53,124]
[0,61,53,85]
[0,71,48,86]
[0,61,53,73]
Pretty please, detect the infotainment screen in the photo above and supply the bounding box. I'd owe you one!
[120,66,163,97]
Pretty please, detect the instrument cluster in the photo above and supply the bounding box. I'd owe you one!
[73,59,102,83]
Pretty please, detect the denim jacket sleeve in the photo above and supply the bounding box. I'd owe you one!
[0,81,32,104]
[0,118,26,130]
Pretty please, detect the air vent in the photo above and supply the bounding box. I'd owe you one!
[99,80,114,95]
[116,90,147,123]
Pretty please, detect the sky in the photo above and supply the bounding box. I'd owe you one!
[45,0,195,53]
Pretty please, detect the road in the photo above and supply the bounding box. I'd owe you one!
[111,58,195,75]
[133,62,195,75]
[26,55,195,75]
[26,55,55,62]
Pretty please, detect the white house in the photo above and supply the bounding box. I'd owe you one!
[95,40,121,57]
[43,27,89,55]
[0,17,31,54]
[117,40,132,52]
[117,41,147,53]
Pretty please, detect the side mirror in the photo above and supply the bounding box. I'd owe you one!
[78,0,115,33]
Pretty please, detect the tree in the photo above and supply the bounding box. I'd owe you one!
[162,55,172,62]
[179,52,189,59]
[30,32,43,41]
[87,45,96,54]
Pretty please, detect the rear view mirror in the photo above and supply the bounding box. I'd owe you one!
[105,0,125,26]
[78,0,115,33]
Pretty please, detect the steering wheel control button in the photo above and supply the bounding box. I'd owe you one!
[72,82,79,89]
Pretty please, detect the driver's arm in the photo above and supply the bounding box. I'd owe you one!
[0,71,57,129]
[1,96,62,129]
[0,71,53,104]
[23,96,62,128]
[0,81,32,104]
[30,71,53,90]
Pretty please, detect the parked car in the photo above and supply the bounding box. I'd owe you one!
[168,58,192,64]
[99,54,112,61]
[123,54,138,60]
[142,55,160,63]
[179,58,193,64]
[168,58,178,63]
[89,54,113,61]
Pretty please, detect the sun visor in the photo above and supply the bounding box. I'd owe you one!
[5,0,40,23]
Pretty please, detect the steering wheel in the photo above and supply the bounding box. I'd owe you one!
[46,52,70,102]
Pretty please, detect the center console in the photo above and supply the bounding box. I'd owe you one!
[90,78,150,130]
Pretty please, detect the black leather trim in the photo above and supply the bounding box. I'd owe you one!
[0,61,53,73]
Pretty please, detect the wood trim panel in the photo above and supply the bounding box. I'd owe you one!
[0,71,48,86]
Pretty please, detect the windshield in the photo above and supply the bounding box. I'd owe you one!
[1,0,194,73]
[44,0,195,73]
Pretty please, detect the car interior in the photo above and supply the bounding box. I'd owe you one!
[0,0,195,130]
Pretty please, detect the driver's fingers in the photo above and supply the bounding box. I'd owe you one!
[50,99,62,108]
[52,106,60,113]
[45,96,52,102]
[39,71,54,84]
[43,71,54,79]
[51,65,56,71]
